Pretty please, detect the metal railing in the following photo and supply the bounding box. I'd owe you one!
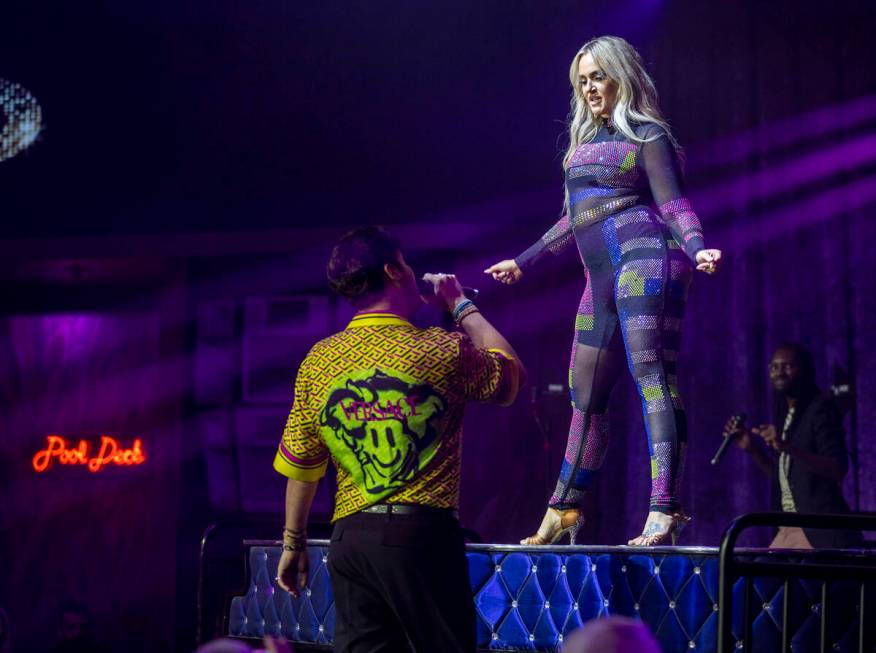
[717,511,876,653]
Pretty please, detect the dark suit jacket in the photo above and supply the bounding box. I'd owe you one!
[769,395,861,548]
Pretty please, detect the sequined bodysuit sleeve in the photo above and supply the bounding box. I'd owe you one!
[638,124,705,261]
[514,212,574,272]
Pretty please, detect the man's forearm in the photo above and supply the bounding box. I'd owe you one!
[284,477,319,531]
[458,310,527,385]
[278,478,318,596]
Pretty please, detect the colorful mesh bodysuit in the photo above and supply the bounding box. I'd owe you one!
[515,121,705,514]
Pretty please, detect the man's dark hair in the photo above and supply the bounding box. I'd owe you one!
[327,227,401,306]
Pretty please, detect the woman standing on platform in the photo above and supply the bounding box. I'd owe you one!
[485,36,722,546]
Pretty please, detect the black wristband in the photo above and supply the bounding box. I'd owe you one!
[282,542,306,552]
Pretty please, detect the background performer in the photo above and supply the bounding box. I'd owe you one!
[486,36,722,546]
[724,342,861,549]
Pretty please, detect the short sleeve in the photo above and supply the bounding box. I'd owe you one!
[273,356,329,482]
[455,334,520,406]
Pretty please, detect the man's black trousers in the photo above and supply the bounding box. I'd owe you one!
[327,508,476,653]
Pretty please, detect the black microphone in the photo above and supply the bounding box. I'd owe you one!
[417,278,479,300]
[710,413,746,465]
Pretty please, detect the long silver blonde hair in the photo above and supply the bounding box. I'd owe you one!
[563,36,677,171]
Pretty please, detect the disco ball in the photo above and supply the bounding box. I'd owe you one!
[0,78,43,163]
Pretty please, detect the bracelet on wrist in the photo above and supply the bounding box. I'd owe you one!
[282,542,306,552]
[454,303,480,325]
[451,299,473,320]
[283,527,307,552]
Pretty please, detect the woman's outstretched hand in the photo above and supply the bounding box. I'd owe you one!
[484,259,522,285]
[695,248,723,274]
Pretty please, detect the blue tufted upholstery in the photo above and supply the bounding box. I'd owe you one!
[229,545,335,645]
[229,542,869,652]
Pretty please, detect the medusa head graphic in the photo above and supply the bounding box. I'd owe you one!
[319,368,447,499]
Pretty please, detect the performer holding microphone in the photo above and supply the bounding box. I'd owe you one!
[721,342,861,549]
[274,226,525,653]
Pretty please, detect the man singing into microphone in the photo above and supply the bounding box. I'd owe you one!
[724,342,860,549]
[273,226,525,653]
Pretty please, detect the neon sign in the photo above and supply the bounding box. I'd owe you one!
[32,435,146,473]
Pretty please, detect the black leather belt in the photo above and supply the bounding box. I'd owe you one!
[360,503,458,519]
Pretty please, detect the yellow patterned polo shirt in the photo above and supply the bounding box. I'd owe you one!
[273,311,519,522]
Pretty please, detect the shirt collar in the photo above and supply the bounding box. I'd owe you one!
[346,312,413,329]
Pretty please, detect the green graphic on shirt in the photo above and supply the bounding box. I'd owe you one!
[318,368,447,500]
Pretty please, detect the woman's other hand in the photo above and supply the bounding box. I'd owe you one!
[484,259,522,285]
[695,248,722,274]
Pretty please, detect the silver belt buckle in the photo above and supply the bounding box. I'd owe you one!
[362,503,414,515]
[360,503,458,519]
